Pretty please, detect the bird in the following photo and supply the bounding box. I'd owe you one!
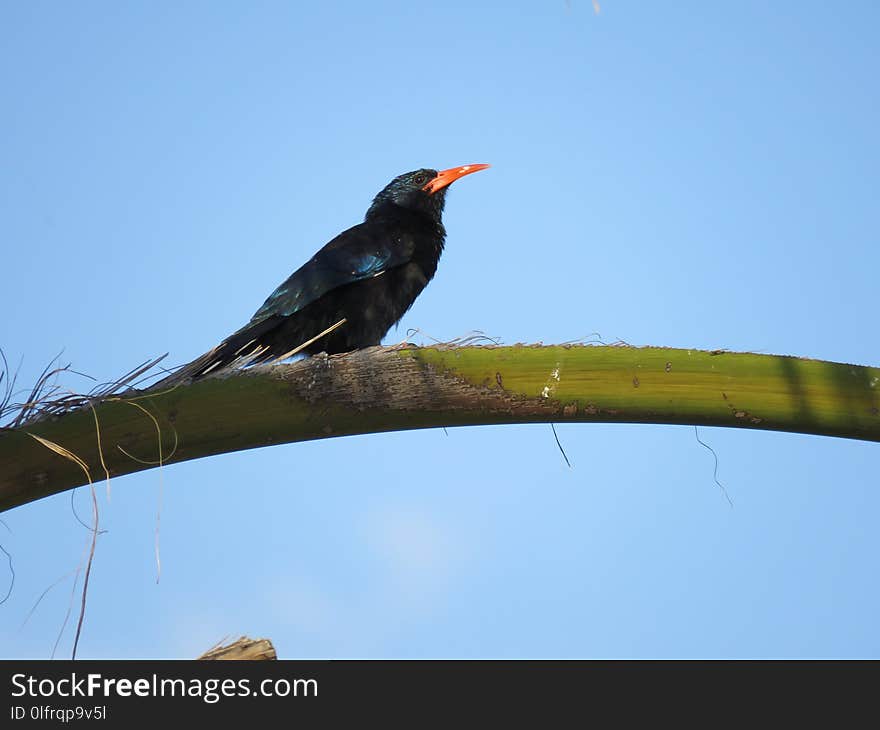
[156,163,489,385]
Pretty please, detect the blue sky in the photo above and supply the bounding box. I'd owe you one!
[1,1,878,658]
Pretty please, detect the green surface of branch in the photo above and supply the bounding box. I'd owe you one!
[1,344,878,513]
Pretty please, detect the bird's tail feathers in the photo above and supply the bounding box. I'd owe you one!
[146,317,280,391]
[145,316,347,391]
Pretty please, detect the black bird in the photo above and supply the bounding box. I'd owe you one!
[162,163,489,383]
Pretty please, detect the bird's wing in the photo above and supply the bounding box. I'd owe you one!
[248,223,412,324]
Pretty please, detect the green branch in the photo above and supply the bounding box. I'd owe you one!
[1,344,878,513]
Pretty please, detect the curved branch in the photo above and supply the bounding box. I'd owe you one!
[1,344,878,513]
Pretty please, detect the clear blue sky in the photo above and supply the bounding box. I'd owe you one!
[2,1,878,658]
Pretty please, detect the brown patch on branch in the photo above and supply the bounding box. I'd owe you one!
[275,345,563,418]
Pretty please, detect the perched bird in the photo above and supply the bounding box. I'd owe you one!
[160,163,489,384]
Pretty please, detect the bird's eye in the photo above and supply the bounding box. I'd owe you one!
[414,173,427,186]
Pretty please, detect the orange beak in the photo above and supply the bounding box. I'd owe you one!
[423,163,490,195]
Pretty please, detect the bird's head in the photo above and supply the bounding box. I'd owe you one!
[367,164,490,221]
